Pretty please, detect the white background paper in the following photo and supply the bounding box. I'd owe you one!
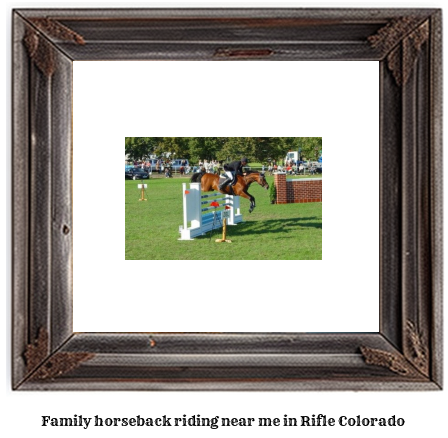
[73,60,379,332]
[3,1,446,438]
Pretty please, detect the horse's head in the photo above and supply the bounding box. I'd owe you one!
[243,171,269,190]
[258,172,269,190]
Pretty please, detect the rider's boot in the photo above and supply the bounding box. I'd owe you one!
[218,178,230,191]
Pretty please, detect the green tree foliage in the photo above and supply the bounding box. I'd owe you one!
[125,137,322,164]
[188,137,226,163]
[156,137,190,159]
[216,137,288,164]
[285,137,322,161]
[217,137,250,162]
[252,137,290,163]
[125,137,162,161]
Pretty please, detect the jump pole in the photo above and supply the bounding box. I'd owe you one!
[138,183,147,201]
[215,208,232,243]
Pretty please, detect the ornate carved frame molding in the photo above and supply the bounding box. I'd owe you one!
[12,8,442,390]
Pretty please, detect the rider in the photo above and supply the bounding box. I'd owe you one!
[218,157,248,192]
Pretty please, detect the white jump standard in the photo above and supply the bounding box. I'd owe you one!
[179,182,243,240]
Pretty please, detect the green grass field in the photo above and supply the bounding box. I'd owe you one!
[125,175,322,260]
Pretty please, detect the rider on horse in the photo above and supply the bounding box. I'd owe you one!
[218,157,248,192]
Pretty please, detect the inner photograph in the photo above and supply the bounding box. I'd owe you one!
[125,137,323,260]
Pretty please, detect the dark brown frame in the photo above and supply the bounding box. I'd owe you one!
[12,8,442,390]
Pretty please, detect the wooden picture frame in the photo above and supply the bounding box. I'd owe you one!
[12,8,442,390]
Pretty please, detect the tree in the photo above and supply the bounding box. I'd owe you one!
[298,137,322,161]
[124,137,162,161]
[283,137,322,161]
[156,137,190,159]
[125,136,322,164]
[217,137,250,162]
[252,137,290,163]
[188,137,225,163]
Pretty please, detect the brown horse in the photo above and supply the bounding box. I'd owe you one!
[190,171,269,213]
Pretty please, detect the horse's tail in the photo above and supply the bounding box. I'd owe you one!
[190,172,202,183]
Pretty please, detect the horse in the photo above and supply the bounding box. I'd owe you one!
[190,171,269,213]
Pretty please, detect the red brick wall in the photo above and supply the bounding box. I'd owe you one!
[274,173,322,204]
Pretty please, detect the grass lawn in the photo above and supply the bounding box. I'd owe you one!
[125,175,322,260]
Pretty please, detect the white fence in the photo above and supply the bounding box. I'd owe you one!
[179,182,243,240]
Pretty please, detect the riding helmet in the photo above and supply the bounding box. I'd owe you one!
[241,157,248,163]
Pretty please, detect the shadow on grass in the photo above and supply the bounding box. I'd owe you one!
[197,216,321,239]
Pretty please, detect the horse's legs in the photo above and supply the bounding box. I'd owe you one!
[249,194,255,213]
[240,190,255,213]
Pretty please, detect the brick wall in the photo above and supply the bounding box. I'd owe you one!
[274,173,322,204]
